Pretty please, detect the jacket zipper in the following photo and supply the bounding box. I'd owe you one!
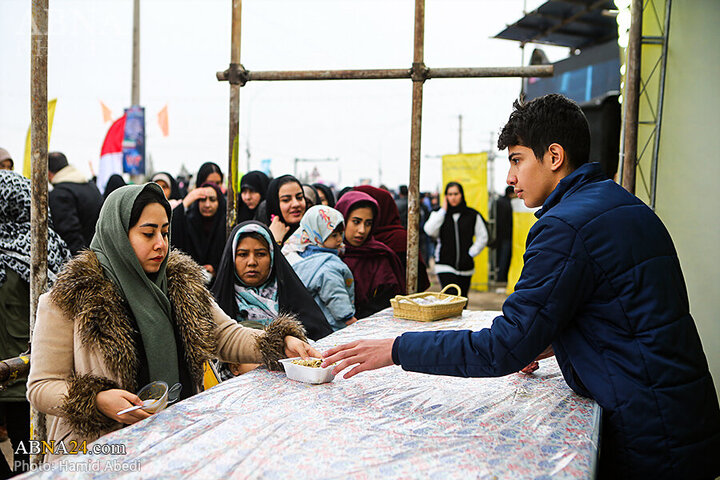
[453,213,460,269]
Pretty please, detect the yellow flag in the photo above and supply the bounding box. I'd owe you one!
[23,99,58,179]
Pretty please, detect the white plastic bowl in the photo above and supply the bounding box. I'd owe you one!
[279,357,335,384]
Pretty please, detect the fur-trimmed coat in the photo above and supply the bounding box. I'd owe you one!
[27,250,306,461]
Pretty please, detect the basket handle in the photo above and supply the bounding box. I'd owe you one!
[394,295,420,306]
[440,284,462,296]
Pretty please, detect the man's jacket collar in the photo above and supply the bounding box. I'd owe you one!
[535,162,605,219]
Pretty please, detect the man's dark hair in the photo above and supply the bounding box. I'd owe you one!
[48,151,69,174]
[399,185,408,197]
[497,94,591,170]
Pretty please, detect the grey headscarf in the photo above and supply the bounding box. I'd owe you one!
[90,183,179,387]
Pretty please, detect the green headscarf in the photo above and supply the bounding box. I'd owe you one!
[90,183,179,387]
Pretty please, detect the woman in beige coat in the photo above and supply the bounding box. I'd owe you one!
[27,183,317,461]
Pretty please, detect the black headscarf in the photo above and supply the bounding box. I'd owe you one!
[312,183,335,207]
[336,186,354,202]
[264,175,306,244]
[238,170,270,222]
[170,182,226,279]
[444,182,474,216]
[196,162,224,188]
[103,174,127,200]
[211,221,333,341]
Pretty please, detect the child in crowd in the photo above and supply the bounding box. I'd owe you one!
[283,205,357,331]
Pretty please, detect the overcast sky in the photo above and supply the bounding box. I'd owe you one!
[0,0,568,193]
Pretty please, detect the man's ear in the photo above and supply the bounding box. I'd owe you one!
[547,143,567,172]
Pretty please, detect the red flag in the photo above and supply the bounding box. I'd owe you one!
[157,104,169,137]
[98,114,126,192]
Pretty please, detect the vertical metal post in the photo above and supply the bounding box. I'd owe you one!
[227,0,242,233]
[458,114,463,153]
[30,0,49,464]
[131,0,140,106]
[621,0,642,194]
[406,0,426,294]
[649,0,672,210]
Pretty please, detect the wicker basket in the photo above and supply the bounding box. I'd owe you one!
[390,284,467,322]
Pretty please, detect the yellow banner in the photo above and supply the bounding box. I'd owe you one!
[506,209,537,294]
[23,99,57,178]
[441,153,489,292]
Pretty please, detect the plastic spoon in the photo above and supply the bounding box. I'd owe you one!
[116,382,182,416]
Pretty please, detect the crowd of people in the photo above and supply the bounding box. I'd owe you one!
[0,147,497,475]
[1,93,716,479]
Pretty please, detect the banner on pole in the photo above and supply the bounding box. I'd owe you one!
[122,106,145,176]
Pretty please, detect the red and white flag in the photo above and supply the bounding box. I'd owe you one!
[98,114,126,193]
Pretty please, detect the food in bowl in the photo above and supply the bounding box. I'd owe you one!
[280,357,335,384]
[291,358,323,368]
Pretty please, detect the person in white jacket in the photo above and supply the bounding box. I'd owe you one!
[424,182,488,298]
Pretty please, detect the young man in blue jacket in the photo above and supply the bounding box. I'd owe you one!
[323,94,720,479]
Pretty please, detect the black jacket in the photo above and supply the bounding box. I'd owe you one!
[49,181,103,255]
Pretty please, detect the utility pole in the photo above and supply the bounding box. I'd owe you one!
[131,0,140,106]
[129,0,143,183]
[458,114,463,153]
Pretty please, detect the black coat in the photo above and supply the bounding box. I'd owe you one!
[49,181,103,255]
[211,221,333,341]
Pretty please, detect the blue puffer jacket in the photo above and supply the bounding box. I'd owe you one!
[291,248,355,331]
[392,163,720,479]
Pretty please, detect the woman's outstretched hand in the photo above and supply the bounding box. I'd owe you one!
[284,336,322,359]
[321,339,395,379]
[96,388,152,425]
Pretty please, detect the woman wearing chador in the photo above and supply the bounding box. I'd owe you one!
[27,183,317,462]
[423,181,488,298]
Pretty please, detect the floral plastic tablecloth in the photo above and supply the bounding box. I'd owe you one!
[23,309,600,479]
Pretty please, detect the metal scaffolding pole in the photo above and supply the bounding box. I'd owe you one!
[216,3,553,293]
[406,0,426,294]
[621,0,643,194]
[225,0,242,234]
[30,0,49,464]
[649,0,672,210]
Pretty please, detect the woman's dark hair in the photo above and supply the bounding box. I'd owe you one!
[129,185,172,229]
[236,231,270,252]
[196,162,224,187]
[444,181,464,196]
[497,93,590,170]
[347,200,377,220]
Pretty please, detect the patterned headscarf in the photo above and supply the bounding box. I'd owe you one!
[0,170,71,287]
[232,223,279,324]
[283,205,345,263]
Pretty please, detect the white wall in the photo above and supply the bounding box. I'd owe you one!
[655,0,720,397]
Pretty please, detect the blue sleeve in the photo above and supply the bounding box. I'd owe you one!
[396,216,594,377]
[317,264,355,322]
